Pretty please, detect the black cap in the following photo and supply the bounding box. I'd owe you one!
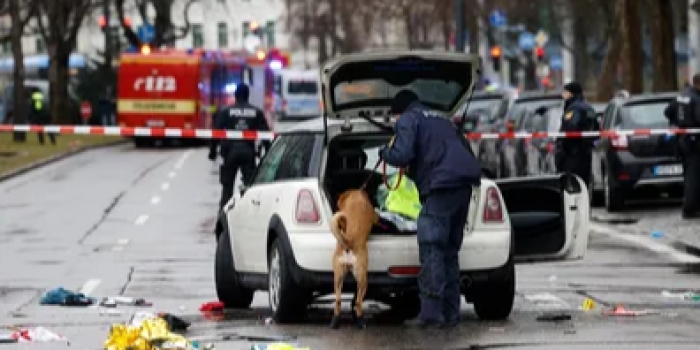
[563,82,583,96]
[390,90,419,114]
[234,83,250,102]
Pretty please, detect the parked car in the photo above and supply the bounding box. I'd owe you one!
[215,51,590,324]
[590,93,682,211]
[501,95,563,178]
[527,106,563,175]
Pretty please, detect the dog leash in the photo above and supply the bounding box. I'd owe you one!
[359,158,404,192]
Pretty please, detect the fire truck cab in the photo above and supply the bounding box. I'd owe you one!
[117,48,249,147]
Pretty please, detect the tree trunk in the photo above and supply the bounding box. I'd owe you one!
[621,0,643,93]
[648,0,677,92]
[572,7,591,86]
[9,0,27,142]
[597,0,624,101]
[48,44,72,124]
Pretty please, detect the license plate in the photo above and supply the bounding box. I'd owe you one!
[654,164,683,176]
[146,120,164,127]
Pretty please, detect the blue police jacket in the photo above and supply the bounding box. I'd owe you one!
[380,102,481,197]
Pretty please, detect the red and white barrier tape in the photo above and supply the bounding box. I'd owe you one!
[2,124,700,140]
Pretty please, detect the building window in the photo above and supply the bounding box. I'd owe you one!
[217,22,228,48]
[192,24,204,48]
[35,37,45,53]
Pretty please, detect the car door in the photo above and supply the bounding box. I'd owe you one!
[227,136,290,272]
[592,104,617,189]
[248,134,319,272]
[496,173,590,262]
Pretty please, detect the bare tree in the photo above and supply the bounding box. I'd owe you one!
[647,0,677,92]
[35,0,93,124]
[0,0,37,142]
[620,0,643,93]
[596,0,624,101]
[115,0,198,48]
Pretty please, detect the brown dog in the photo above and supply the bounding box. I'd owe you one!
[329,189,379,329]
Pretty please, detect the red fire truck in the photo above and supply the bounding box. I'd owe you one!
[117,48,248,147]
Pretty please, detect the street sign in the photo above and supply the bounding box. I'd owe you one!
[80,101,92,120]
[137,24,155,43]
[489,10,507,28]
[535,30,549,47]
[518,32,535,51]
[550,56,563,70]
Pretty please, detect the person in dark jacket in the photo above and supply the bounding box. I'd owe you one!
[664,74,700,219]
[210,84,271,234]
[555,82,596,188]
[29,91,55,145]
[379,90,481,329]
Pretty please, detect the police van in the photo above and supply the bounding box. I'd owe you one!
[272,69,321,121]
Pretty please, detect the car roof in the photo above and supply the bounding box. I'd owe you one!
[617,92,678,106]
[515,92,562,102]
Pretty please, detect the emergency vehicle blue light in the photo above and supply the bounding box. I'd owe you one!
[225,83,237,93]
[269,60,283,70]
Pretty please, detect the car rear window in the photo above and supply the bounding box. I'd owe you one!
[457,97,503,118]
[287,80,318,95]
[620,101,671,129]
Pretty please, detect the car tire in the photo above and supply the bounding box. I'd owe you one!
[268,239,310,323]
[589,180,604,207]
[472,260,515,321]
[215,229,255,308]
[604,171,624,212]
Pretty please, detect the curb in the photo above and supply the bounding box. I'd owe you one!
[0,139,130,183]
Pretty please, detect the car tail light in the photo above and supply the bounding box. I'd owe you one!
[611,135,628,150]
[388,266,421,276]
[295,189,320,223]
[483,187,504,222]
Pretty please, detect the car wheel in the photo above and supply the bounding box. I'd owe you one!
[589,179,604,207]
[472,260,515,321]
[387,292,421,320]
[268,239,310,323]
[604,171,624,212]
[215,228,255,308]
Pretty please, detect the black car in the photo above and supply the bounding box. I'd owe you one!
[499,92,563,178]
[591,93,683,211]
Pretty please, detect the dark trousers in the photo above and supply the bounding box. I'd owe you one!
[37,132,56,145]
[218,150,256,211]
[416,186,472,324]
[683,153,700,215]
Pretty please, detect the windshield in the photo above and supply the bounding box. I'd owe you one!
[334,79,463,112]
[621,102,671,129]
[509,98,562,121]
[287,80,318,95]
[457,97,502,117]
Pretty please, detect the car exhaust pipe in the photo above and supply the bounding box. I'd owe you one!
[460,276,472,288]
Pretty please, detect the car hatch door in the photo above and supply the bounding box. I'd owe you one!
[496,174,590,263]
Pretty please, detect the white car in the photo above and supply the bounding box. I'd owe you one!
[215,51,590,324]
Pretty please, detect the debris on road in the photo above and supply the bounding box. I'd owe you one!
[651,231,664,239]
[40,287,95,306]
[661,290,700,301]
[602,305,654,317]
[199,301,224,312]
[5,327,69,345]
[101,296,153,307]
[105,313,194,350]
[536,313,572,322]
[250,343,310,350]
[580,298,595,311]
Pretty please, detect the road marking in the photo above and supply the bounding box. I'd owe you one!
[134,214,149,226]
[150,196,161,205]
[161,182,170,191]
[591,223,700,263]
[79,279,101,296]
[168,172,176,179]
[117,238,129,245]
[174,150,192,169]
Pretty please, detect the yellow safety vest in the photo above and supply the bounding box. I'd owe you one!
[31,92,44,110]
[384,173,422,220]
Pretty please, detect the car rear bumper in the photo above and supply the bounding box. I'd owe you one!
[286,228,511,292]
[608,151,684,190]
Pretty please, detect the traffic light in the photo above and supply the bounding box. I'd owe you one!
[490,46,502,72]
[98,16,107,30]
[535,46,545,63]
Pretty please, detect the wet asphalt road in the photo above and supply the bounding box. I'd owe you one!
[2,142,700,349]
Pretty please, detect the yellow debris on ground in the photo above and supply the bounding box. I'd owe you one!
[104,317,193,350]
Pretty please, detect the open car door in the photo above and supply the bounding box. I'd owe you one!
[319,51,482,129]
[496,174,590,262]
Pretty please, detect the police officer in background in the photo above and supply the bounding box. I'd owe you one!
[664,74,700,219]
[379,90,481,329]
[209,84,271,225]
[29,91,56,145]
[555,82,596,189]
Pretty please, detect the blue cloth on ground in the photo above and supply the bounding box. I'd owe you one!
[41,287,95,306]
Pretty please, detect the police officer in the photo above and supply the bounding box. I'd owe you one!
[209,84,271,223]
[29,91,55,145]
[555,82,596,188]
[379,90,481,329]
[664,74,700,219]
